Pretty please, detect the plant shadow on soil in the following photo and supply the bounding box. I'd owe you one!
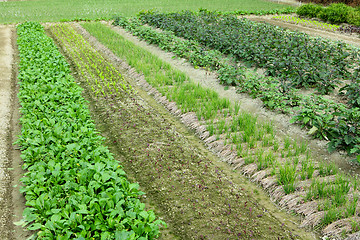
[46,24,319,239]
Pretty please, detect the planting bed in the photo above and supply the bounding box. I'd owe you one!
[47,22,315,239]
[113,11,360,160]
[15,22,166,239]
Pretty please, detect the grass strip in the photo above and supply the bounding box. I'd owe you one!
[0,0,292,24]
[16,22,164,239]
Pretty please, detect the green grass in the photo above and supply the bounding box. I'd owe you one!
[0,0,291,24]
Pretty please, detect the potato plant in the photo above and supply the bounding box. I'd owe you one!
[138,10,355,94]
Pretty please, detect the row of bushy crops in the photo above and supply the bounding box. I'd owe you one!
[16,22,164,239]
[115,10,360,158]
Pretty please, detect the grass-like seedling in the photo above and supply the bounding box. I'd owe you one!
[319,162,338,177]
[300,158,314,180]
[257,150,277,171]
[284,136,291,151]
[245,155,255,165]
[256,149,265,170]
[249,137,257,149]
[277,160,297,194]
[207,122,215,136]
[233,102,240,116]
[350,217,360,232]
[322,207,343,226]
[273,139,280,151]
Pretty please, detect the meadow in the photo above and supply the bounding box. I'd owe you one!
[0,0,290,23]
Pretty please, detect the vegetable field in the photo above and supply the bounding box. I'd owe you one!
[1,2,360,240]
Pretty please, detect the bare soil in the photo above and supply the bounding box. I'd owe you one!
[0,25,29,240]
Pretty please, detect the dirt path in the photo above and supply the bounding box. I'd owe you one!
[266,0,302,6]
[245,15,360,48]
[0,25,15,240]
[0,25,28,240]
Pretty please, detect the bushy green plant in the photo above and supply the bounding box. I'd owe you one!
[296,3,323,18]
[347,7,360,25]
[319,3,352,24]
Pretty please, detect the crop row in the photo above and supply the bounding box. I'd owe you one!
[138,10,357,95]
[80,22,360,236]
[273,15,340,31]
[16,22,164,239]
[113,15,360,157]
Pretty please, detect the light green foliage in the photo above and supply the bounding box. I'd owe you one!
[273,15,340,31]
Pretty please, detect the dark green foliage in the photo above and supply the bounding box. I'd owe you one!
[296,3,323,18]
[297,2,360,26]
[340,67,360,108]
[300,0,360,8]
[319,3,352,23]
[291,96,360,155]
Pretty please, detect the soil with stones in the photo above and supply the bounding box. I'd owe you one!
[0,26,29,240]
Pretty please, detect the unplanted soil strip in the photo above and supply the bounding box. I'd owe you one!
[0,26,14,240]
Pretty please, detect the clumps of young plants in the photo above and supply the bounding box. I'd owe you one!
[16,22,165,239]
